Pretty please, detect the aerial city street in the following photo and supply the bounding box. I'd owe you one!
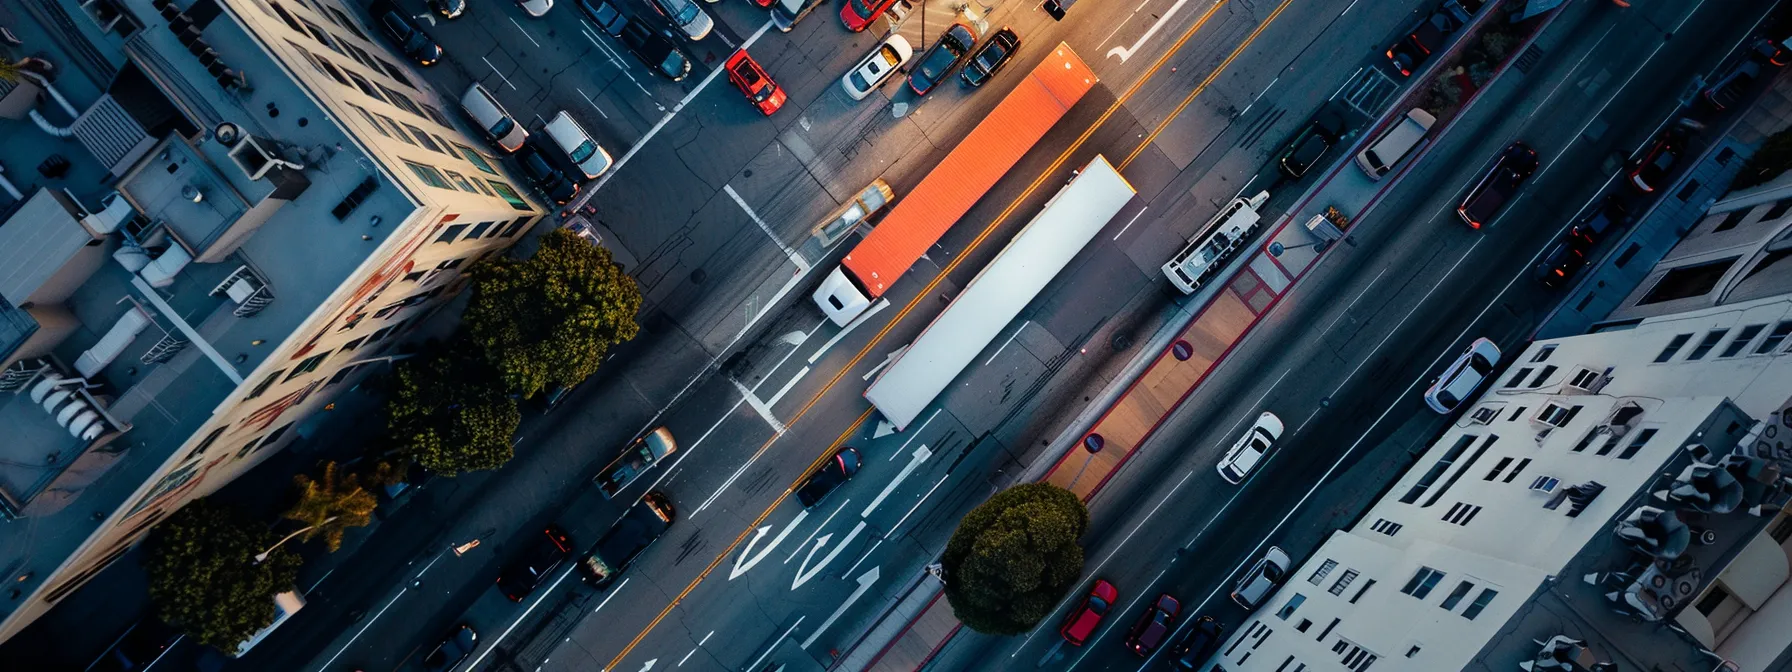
[2,0,1792,670]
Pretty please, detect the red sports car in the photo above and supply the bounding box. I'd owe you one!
[840,0,898,32]
[1060,579,1118,646]
[725,50,786,115]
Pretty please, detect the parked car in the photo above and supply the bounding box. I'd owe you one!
[1218,412,1283,485]
[1534,238,1590,289]
[768,0,827,31]
[726,50,787,115]
[1124,593,1180,656]
[1441,0,1482,23]
[1385,7,1461,77]
[460,83,527,153]
[580,491,676,589]
[428,0,467,19]
[1627,131,1680,193]
[959,27,1019,87]
[619,22,692,81]
[515,0,553,17]
[1355,108,1436,179]
[1230,546,1291,609]
[515,145,579,205]
[843,34,914,100]
[1277,109,1347,180]
[1567,195,1629,245]
[577,0,628,35]
[908,23,976,95]
[1424,337,1501,414]
[373,4,442,66]
[1060,579,1118,645]
[496,525,573,601]
[1702,59,1762,111]
[1457,141,1538,229]
[839,0,900,32]
[648,0,713,40]
[795,447,861,507]
[1169,615,1226,669]
[596,427,677,498]
[543,110,614,179]
[421,624,478,672]
[88,618,181,672]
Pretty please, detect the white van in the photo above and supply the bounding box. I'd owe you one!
[543,111,613,179]
[459,83,527,153]
[1354,108,1437,180]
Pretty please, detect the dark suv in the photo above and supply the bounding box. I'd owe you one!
[908,23,975,95]
[496,525,573,601]
[1277,109,1347,180]
[515,145,579,206]
[1568,196,1629,245]
[372,1,442,66]
[1386,7,1461,77]
[1457,141,1538,229]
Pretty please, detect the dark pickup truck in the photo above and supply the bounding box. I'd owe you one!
[1457,142,1538,229]
[579,491,676,589]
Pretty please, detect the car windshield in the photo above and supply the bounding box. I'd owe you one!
[1087,596,1109,612]
[661,53,685,78]
[675,1,699,23]
[849,0,874,17]
[382,14,411,38]
[490,116,515,138]
[980,44,1007,67]
[569,139,597,164]
[1262,563,1283,581]
[849,71,872,91]
[918,45,956,80]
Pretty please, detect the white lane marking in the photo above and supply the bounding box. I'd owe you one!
[1211,367,1291,446]
[864,444,931,517]
[807,298,892,364]
[765,365,810,407]
[800,566,881,649]
[984,324,1026,366]
[787,498,852,563]
[1011,468,1198,657]
[509,16,542,48]
[754,319,829,395]
[842,538,882,577]
[677,631,715,666]
[678,648,698,666]
[590,19,777,193]
[893,409,940,460]
[1112,206,1150,241]
[744,617,804,672]
[729,510,812,579]
[1319,266,1388,336]
[725,184,808,270]
[577,86,611,119]
[887,473,949,536]
[1107,0,1215,62]
[481,56,517,90]
[592,578,629,612]
[463,564,576,671]
[580,26,652,99]
[730,378,787,433]
[580,23,623,68]
[641,392,748,495]
[1340,0,1359,15]
[316,547,454,670]
[1293,405,1322,436]
[1327,238,1479,399]
[792,521,867,589]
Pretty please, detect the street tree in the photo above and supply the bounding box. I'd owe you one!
[145,500,302,650]
[461,228,642,398]
[941,483,1089,635]
[282,461,377,552]
[385,339,520,476]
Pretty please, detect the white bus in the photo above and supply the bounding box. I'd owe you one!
[864,156,1137,431]
[1161,190,1270,295]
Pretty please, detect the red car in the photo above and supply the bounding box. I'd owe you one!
[840,0,898,32]
[1125,593,1181,656]
[1060,579,1118,646]
[725,50,786,115]
[1627,132,1679,193]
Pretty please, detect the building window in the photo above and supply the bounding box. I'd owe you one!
[1639,258,1740,305]
[435,223,470,243]
[456,143,500,175]
[375,57,413,87]
[1756,322,1792,354]
[436,257,467,271]
[488,180,532,211]
[1528,365,1557,387]
[1504,367,1532,388]
[1276,594,1306,620]
[406,161,454,190]
[404,124,442,152]
[1530,345,1556,362]
[126,461,201,517]
[1571,429,1598,452]
[345,70,385,101]
[1401,567,1445,599]
[1617,428,1657,460]
[1507,406,1527,421]
[1329,569,1358,596]
[1568,368,1601,389]
[340,336,367,353]
[326,6,368,39]
[1406,645,1422,658]
[1309,560,1337,585]
[1401,434,1476,504]
[501,216,533,237]
[1370,518,1402,536]
[384,86,423,115]
[1421,435,1496,507]
[188,427,227,461]
[1461,588,1498,619]
[326,363,360,387]
[1443,502,1481,525]
[465,221,495,239]
[1439,581,1474,610]
[1484,457,1512,480]
[286,351,332,381]
[1502,458,1531,483]
[247,370,285,399]
[1687,329,1729,361]
[1655,334,1693,362]
[1349,579,1375,605]
[445,170,480,193]
[1536,404,1581,428]
[420,103,450,126]
[348,104,390,137]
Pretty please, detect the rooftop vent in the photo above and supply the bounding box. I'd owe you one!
[1614,506,1691,559]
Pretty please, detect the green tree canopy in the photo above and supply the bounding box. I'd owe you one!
[145,500,302,651]
[282,461,377,552]
[462,229,642,398]
[941,483,1089,635]
[385,339,520,476]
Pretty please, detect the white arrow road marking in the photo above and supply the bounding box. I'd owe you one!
[800,566,882,649]
[787,499,851,564]
[872,420,897,439]
[638,658,658,671]
[1107,0,1211,62]
[864,444,931,517]
[729,510,810,580]
[792,521,867,589]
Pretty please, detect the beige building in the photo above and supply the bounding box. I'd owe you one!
[1606,177,1792,324]
[0,0,543,642]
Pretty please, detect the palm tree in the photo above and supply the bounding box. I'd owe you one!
[282,461,377,552]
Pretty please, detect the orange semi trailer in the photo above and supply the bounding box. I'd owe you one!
[811,42,1098,326]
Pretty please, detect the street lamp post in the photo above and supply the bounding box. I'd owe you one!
[254,516,337,563]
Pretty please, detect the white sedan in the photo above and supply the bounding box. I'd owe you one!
[515,0,552,17]
[842,34,914,101]
[1217,411,1282,485]
[1424,337,1502,413]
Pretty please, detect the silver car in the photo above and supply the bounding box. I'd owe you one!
[1424,337,1501,414]
[649,0,712,40]
[1231,546,1291,609]
[1217,412,1282,485]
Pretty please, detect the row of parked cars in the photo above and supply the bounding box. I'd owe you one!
[1057,546,1291,667]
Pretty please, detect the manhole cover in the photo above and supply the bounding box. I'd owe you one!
[1110,332,1133,351]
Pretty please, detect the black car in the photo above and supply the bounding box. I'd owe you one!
[1702,59,1762,111]
[427,0,467,18]
[496,525,573,601]
[515,145,579,206]
[1626,131,1680,193]
[619,21,691,81]
[908,23,975,95]
[578,0,629,36]
[581,491,676,589]
[421,624,478,672]
[1534,238,1590,289]
[373,4,442,66]
[1457,141,1538,229]
[1277,109,1347,180]
[795,447,861,508]
[88,619,182,672]
[1169,615,1225,669]
[1386,8,1460,77]
[960,27,1019,88]
[1568,196,1629,245]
